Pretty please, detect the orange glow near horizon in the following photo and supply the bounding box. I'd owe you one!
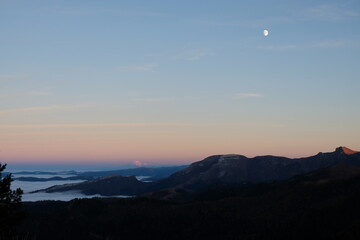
[1,123,359,165]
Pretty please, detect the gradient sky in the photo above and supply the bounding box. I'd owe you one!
[1,0,359,166]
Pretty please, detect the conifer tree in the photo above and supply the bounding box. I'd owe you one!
[0,163,23,236]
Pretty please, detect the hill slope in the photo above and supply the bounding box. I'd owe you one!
[19,163,360,240]
[35,146,360,196]
[155,146,360,191]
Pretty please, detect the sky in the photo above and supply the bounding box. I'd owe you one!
[0,0,360,167]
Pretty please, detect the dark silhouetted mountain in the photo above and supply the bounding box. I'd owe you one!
[156,146,360,191]
[34,175,153,196]
[34,146,360,196]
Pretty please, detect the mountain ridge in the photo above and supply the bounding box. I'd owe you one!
[156,146,360,191]
[338,146,360,155]
[34,146,360,196]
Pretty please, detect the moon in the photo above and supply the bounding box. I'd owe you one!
[263,29,269,37]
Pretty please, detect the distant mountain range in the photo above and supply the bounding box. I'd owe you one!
[12,165,187,182]
[77,165,188,181]
[34,146,360,197]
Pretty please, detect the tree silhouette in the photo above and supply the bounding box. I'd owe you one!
[0,163,24,237]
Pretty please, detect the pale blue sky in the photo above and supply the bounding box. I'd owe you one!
[0,0,359,164]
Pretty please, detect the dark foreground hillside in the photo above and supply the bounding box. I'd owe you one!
[16,164,360,240]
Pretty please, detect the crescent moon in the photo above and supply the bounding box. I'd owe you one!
[263,30,269,36]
